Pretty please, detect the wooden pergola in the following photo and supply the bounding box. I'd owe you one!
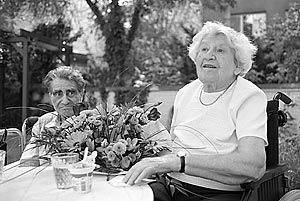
[0,29,72,121]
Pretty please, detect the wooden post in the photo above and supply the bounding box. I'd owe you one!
[9,37,29,122]
[0,62,4,117]
[22,40,29,121]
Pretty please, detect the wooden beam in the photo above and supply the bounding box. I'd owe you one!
[22,39,29,121]
[20,29,63,48]
[0,37,26,43]
[0,63,4,116]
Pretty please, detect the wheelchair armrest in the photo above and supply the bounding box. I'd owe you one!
[241,164,288,190]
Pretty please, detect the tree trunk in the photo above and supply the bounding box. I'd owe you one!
[85,0,143,87]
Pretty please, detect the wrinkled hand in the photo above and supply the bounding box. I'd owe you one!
[122,154,179,185]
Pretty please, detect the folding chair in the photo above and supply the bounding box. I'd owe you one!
[241,92,292,201]
[0,128,23,164]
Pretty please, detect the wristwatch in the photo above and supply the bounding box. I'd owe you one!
[177,151,186,173]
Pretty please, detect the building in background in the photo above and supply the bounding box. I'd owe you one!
[203,0,296,38]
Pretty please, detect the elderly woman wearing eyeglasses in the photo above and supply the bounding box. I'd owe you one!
[123,21,268,201]
[20,66,86,166]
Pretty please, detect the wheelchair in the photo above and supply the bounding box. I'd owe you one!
[240,92,294,201]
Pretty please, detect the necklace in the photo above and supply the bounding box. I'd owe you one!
[199,80,236,106]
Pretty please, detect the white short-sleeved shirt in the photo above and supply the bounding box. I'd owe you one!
[169,76,268,191]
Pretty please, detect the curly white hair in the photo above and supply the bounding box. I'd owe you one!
[188,21,257,77]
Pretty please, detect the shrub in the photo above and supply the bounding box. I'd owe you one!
[279,103,300,190]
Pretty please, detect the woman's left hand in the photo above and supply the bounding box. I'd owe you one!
[122,154,179,185]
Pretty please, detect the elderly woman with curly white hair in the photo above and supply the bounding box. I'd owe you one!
[123,21,268,201]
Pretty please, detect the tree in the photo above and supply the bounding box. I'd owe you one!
[85,0,182,105]
[126,0,236,86]
[84,0,237,103]
[0,0,68,32]
[1,0,237,106]
[0,19,74,128]
[252,1,300,84]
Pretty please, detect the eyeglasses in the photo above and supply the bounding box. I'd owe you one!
[49,89,79,98]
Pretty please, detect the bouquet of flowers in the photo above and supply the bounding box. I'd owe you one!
[31,102,170,173]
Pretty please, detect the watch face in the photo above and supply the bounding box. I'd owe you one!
[177,151,186,157]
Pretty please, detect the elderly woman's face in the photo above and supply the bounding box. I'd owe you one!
[195,33,239,91]
[49,79,82,119]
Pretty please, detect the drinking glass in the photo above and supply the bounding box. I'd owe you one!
[51,153,79,189]
[69,162,95,193]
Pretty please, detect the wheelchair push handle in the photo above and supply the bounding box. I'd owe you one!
[273,92,292,104]
[271,92,292,127]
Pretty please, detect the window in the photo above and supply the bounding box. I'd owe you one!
[231,13,266,38]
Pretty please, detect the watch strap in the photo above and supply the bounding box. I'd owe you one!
[179,155,185,173]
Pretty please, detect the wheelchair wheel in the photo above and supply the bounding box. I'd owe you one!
[279,190,300,201]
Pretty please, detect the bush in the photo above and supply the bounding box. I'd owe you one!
[279,103,300,190]
[252,1,300,84]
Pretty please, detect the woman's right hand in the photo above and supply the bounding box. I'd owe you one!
[122,154,180,185]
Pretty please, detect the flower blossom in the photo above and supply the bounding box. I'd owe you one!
[121,156,131,169]
[111,158,121,167]
[62,131,88,151]
[107,151,116,161]
[105,145,113,154]
[129,116,139,125]
[139,113,150,125]
[112,142,126,155]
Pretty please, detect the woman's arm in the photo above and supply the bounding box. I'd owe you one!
[123,136,266,185]
[184,136,266,184]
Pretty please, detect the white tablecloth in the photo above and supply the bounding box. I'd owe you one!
[0,162,153,201]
